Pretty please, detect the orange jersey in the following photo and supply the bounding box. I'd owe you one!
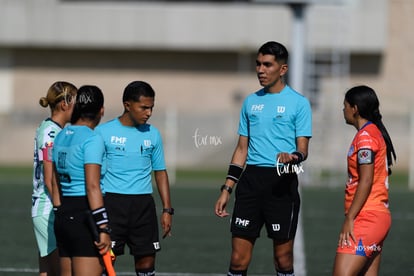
[345,122,390,214]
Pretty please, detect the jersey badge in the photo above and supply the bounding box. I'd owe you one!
[251,104,264,112]
[348,145,354,157]
[357,148,373,164]
[48,130,56,138]
[110,136,127,145]
[144,139,152,147]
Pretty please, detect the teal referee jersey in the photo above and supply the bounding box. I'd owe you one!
[95,118,166,195]
[52,125,106,196]
[239,85,312,167]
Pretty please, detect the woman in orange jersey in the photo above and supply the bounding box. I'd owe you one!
[333,85,396,276]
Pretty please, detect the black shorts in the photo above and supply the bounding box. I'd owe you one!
[54,196,100,257]
[231,165,300,240]
[104,193,160,257]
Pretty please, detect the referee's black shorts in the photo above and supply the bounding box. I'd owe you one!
[54,196,100,257]
[104,193,160,257]
[231,165,300,240]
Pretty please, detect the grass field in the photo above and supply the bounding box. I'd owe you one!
[0,167,413,275]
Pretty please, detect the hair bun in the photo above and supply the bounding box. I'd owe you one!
[39,97,49,108]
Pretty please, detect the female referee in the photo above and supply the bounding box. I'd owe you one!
[333,85,396,276]
[32,81,77,276]
[51,85,111,276]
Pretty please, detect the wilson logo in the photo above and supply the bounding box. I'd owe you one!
[153,242,160,250]
[277,106,285,113]
[144,140,152,147]
[272,224,281,231]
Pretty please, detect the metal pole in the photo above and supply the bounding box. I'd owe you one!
[289,6,308,275]
[409,109,414,190]
[289,3,307,95]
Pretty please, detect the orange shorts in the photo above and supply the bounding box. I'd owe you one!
[336,210,391,258]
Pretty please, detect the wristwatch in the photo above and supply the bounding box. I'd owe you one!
[98,226,112,234]
[162,208,175,215]
[220,184,233,194]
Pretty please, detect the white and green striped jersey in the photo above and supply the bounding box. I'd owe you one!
[32,118,62,217]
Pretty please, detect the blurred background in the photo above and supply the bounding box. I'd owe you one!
[1,1,414,275]
[0,0,412,187]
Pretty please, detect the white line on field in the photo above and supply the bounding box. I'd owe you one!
[0,269,274,275]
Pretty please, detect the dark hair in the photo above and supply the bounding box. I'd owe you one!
[123,81,155,103]
[258,41,289,64]
[345,85,396,172]
[71,85,104,124]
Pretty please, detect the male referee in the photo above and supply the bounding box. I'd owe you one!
[214,41,312,276]
[96,81,173,276]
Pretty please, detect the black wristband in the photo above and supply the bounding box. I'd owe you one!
[98,226,112,235]
[91,207,109,226]
[291,151,305,164]
[226,164,244,183]
[162,208,175,215]
[220,184,233,194]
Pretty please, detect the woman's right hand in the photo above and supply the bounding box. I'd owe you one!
[338,216,355,248]
[215,192,230,218]
[95,231,112,255]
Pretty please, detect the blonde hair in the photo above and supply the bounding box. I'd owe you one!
[39,81,77,110]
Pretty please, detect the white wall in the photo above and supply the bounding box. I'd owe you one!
[0,0,386,51]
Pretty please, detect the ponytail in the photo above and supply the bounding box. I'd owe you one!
[345,85,396,174]
[371,113,396,172]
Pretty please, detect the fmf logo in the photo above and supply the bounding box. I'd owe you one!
[235,217,250,228]
[111,136,127,145]
[251,104,264,111]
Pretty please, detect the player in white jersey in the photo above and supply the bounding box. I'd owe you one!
[32,81,77,276]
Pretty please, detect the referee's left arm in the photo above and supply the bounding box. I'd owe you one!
[277,136,310,164]
[215,135,248,218]
[154,170,173,238]
[295,136,310,160]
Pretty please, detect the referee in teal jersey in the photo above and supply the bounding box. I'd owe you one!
[95,81,173,276]
[215,41,312,276]
[52,85,111,275]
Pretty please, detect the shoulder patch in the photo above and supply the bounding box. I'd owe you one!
[357,148,374,165]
